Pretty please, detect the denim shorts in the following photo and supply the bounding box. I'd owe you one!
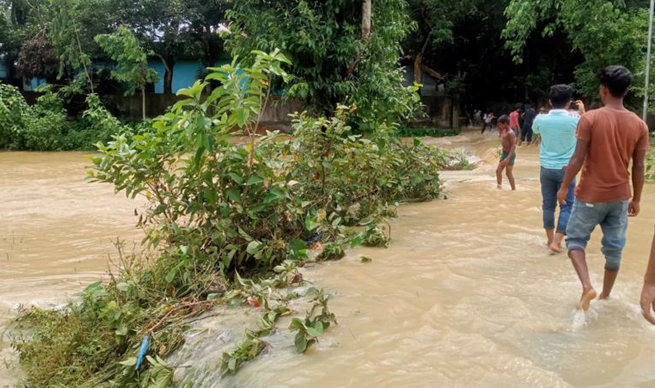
[566,199,629,271]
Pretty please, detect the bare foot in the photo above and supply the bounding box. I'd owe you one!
[497,185,502,189]
[577,287,597,310]
[549,242,562,254]
[598,293,610,300]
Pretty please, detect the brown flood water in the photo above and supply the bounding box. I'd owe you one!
[0,152,144,384]
[3,131,655,387]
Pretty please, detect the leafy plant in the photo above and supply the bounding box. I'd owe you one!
[227,0,422,130]
[318,241,346,261]
[95,26,159,120]
[362,225,389,248]
[220,337,268,376]
[289,288,337,354]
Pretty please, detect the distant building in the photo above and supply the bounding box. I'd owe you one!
[1,58,230,94]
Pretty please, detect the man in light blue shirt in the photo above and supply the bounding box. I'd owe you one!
[532,84,585,253]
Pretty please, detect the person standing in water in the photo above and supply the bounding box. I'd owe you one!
[509,105,521,141]
[496,115,516,191]
[532,85,585,253]
[557,66,648,310]
[519,104,538,146]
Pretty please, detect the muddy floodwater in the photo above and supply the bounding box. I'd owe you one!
[0,152,144,384]
[3,131,655,387]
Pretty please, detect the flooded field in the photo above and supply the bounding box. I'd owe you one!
[3,131,655,387]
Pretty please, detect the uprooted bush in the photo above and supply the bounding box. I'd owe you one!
[11,50,448,387]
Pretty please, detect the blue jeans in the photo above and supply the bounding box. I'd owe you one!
[566,199,629,271]
[540,167,575,234]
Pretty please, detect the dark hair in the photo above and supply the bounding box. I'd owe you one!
[549,84,572,108]
[498,115,510,125]
[598,65,632,98]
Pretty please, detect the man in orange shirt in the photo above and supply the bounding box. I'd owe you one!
[557,66,648,310]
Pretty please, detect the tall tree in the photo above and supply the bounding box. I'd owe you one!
[503,0,648,101]
[112,0,188,94]
[95,26,159,120]
[184,0,229,70]
[227,0,419,129]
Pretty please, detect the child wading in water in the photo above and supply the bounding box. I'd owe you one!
[496,115,516,190]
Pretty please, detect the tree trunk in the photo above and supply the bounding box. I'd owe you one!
[362,0,372,40]
[158,55,175,95]
[164,63,174,95]
[414,30,431,84]
[141,86,146,121]
[452,94,460,131]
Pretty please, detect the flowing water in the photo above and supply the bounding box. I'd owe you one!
[3,132,655,387]
[0,152,144,385]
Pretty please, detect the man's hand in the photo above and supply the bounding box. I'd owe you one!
[640,280,655,325]
[576,100,586,115]
[629,200,640,217]
[557,188,568,205]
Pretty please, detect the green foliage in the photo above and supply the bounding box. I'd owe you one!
[219,302,292,375]
[0,82,128,150]
[220,337,268,375]
[13,52,446,386]
[95,26,159,96]
[226,0,421,129]
[503,0,648,99]
[289,288,337,354]
[0,82,31,149]
[318,241,347,261]
[362,225,389,248]
[11,243,217,388]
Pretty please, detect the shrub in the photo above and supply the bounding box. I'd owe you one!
[13,51,446,387]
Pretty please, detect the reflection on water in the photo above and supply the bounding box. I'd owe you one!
[3,132,655,387]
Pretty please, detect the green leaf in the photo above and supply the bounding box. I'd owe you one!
[228,357,237,371]
[165,267,177,283]
[305,215,318,231]
[228,172,244,184]
[306,321,324,337]
[115,324,129,336]
[226,188,241,203]
[294,333,308,354]
[246,240,262,255]
[289,317,305,331]
[118,357,137,367]
[246,175,264,185]
[289,239,307,252]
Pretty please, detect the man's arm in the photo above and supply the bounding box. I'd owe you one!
[630,148,646,216]
[576,100,586,116]
[557,139,589,204]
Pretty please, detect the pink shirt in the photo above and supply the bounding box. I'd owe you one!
[509,111,520,129]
